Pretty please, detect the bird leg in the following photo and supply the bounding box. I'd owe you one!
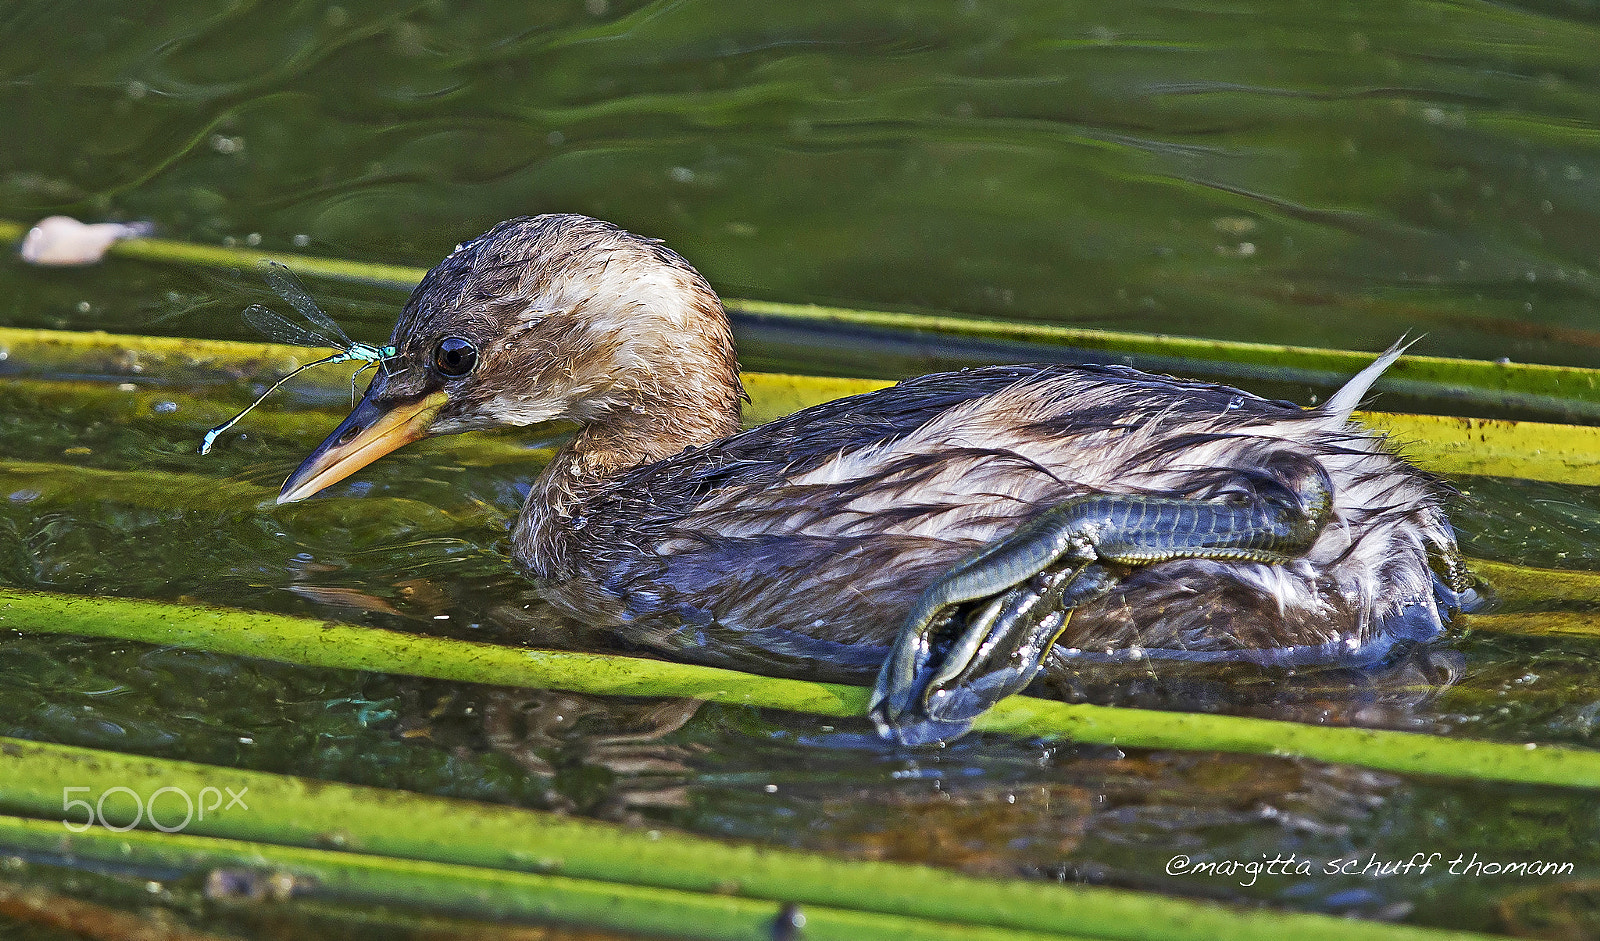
[868,453,1335,745]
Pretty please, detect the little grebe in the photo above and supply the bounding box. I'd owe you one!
[275,214,1471,744]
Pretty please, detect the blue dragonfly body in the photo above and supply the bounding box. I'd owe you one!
[200,262,397,454]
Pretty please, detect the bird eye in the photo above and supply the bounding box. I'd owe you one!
[433,337,477,378]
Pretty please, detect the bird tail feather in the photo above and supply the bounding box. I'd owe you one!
[1319,336,1417,423]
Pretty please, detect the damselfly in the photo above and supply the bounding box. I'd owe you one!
[199,261,397,454]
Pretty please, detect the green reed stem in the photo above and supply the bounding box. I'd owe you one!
[0,741,1501,941]
[0,460,495,537]
[0,817,1076,941]
[1466,559,1600,610]
[5,326,1600,486]
[0,587,1595,790]
[1462,612,1600,640]
[6,218,1600,418]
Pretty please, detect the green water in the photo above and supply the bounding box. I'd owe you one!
[3,1,1600,937]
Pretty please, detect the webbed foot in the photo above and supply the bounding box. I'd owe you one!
[868,453,1334,745]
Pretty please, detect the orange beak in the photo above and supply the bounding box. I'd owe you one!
[277,390,448,504]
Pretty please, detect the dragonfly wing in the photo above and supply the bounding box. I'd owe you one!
[242,304,339,350]
[260,260,353,346]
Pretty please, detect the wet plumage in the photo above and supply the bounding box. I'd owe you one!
[276,214,1471,739]
[522,360,1460,671]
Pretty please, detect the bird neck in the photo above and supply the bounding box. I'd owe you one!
[514,361,745,576]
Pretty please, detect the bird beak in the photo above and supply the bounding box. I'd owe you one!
[277,390,449,504]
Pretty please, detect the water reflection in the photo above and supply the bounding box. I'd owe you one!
[1034,645,1466,731]
[398,669,1419,890]
[6,1,1600,369]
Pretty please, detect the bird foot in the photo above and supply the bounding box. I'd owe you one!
[868,453,1335,745]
